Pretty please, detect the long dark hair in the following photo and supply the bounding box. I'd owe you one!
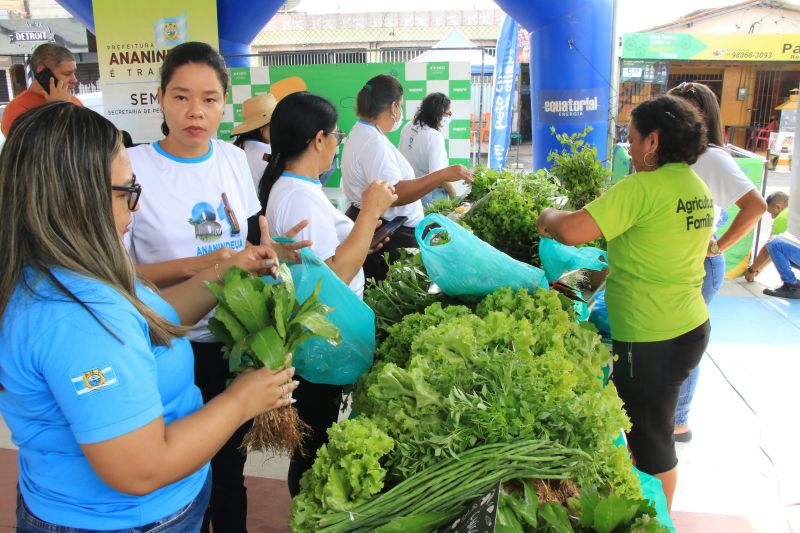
[667,82,724,147]
[356,74,403,119]
[0,103,184,349]
[159,42,229,136]
[413,92,451,130]
[258,92,338,208]
[631,95,707,167]
[233,128,264,149]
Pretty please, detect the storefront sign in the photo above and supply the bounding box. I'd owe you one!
[537,88,605,124]
[622,33,800,62]
[0,19,89,55]
[92,0,218,143]
[620,60,668,84]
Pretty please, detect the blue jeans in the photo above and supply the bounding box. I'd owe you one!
[767,236,800,285]
[421,187,450,208]
[674,254,725,427]
[17,472,211,533]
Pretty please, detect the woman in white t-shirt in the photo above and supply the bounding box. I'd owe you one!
[232,93,277,191]
[399,92,457,208]
[340,74,473,280]
[126,42,305,532]
[251,91,396,496]
[667,81,767,442]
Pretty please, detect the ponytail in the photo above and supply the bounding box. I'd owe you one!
[258,152,285,211]
[356,74,403,119]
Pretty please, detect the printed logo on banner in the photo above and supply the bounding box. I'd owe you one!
[538,88,605,124]
[154,12,187,50]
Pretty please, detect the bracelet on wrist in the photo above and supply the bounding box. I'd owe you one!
[214,263,223,283]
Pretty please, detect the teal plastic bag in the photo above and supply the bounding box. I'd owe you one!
[636,468,676,532]
[539,237,607,283]
[588,290,611,342]
[611,432,675,532]
[415,213,548,300]
[272,246,375,385]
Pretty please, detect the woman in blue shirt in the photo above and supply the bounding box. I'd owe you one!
[0,102,299,531]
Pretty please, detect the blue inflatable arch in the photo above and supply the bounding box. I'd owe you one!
[56,0,613,170]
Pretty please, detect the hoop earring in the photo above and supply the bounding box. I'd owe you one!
[643,151,657,169]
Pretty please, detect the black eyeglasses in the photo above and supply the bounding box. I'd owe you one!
[328,129,346,145]
[112,174,142,210]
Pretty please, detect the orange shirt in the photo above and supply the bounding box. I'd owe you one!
[1,90,83,136]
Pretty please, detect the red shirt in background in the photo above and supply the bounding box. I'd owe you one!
[1,89,83,136]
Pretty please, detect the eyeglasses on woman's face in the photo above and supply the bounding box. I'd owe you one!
[112,174,142,211]
[327,129,346,145]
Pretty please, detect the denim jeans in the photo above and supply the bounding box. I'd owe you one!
[421,187,450,208]
[16,472,211,533]
[766,236,800,285]
[674,254,725,427]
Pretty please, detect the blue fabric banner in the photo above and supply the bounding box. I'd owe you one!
[488,16,519,170]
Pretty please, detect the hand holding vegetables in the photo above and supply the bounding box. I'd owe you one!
[205,264,340,455]
[225,355,299,423]
[222,243,281,279]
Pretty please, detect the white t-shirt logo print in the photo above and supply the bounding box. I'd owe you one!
[188,192,242,242]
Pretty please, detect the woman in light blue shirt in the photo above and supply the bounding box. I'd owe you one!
[0,102,298,531]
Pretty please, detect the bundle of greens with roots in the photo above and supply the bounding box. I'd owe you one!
[206,265,341,455]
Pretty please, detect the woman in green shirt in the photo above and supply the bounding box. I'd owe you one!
[537,95,712,510]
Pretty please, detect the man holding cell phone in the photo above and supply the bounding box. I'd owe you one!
[2,43,83,136]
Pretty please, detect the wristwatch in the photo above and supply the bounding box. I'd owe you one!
[708,240,721,256]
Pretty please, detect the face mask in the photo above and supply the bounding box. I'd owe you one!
[440,116,451,129]
[390,103,403,132]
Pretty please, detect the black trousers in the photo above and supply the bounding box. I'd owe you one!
[345,205,418,282]
[610,320,710,475]
[192,341,252,533]
[287,376,344,497]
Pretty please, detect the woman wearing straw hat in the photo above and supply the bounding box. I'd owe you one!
[232,93,278,190]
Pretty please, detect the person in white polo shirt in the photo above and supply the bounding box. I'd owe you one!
[340,74,473,280]
[250,90,397,497]
[399,92,457,208]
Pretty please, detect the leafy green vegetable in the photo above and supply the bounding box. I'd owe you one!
[377,303,473,368]
[353,287,638,497]
[547,126,610,211]
[539,501,573,532]
[562,486,671,533]
[363,251,458,340]
[205,265,340,373]
[289,418,394,532]
[301,439,589,532]
[424,196,460,216]
[462,169,562,264]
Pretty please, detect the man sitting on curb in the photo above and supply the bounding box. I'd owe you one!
[745,192,800,299]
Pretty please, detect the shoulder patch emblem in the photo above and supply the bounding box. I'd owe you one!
[71,365,119,398]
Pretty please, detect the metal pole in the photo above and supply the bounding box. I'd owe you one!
[476,49,486,165]
[607,0,620,166]
[788,83,800,239]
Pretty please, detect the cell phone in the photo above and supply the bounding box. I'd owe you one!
[370,216,408,249]
[34,67,57,94]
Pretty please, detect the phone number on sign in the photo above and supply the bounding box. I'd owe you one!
[725,50,773,59]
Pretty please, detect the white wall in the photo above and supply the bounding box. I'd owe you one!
[655,5,800,34]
